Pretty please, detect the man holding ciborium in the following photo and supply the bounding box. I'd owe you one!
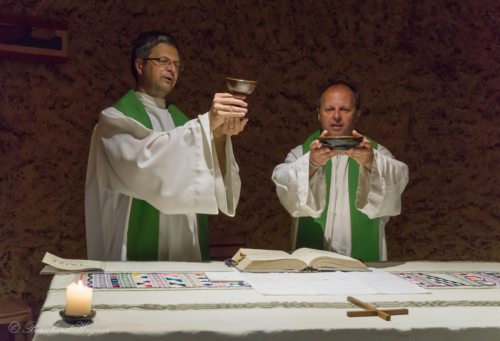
[85,31,252,262]
[272,81,409,262]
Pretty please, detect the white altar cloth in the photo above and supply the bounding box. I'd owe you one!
[33,261,500,340]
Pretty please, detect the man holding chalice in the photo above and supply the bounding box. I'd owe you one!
[85,31,252,262]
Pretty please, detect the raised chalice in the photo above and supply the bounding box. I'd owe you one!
[226,77,257,95]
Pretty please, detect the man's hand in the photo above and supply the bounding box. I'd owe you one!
[310,130,344,166]
[347,130,374,171]
[213,117,249,138]
[210,94,248,176]
[308,130,344,176]
[209,93,247,132]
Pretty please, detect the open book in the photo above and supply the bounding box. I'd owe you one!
[231,248,368,272]
[40,252,105,274]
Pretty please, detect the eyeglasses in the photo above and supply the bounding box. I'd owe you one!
[143,57,184,71]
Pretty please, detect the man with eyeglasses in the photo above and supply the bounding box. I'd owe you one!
[85,31,248,261]
[272,81,408,262]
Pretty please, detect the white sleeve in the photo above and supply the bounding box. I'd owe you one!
[215,130,240,216]
[356,144,409,218]
[271,145,326,218]
[94,108,240,216]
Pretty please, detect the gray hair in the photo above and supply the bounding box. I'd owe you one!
[130,31,180,81]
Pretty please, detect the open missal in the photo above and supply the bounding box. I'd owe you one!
[231,247,368,272]
[41,252,105,274]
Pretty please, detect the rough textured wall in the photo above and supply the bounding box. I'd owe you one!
[1,0,499,318]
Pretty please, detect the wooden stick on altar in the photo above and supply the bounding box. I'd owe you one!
[346,296,408,321]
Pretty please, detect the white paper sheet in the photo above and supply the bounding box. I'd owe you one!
[205,271,246,282]
[41,252,105,272]
[242,269,428,295]
[345,269,429,294]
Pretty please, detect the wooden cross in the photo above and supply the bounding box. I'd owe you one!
[346,296,408,321]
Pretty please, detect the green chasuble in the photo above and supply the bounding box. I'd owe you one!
[113,90,209,261]
[296,131,380,261]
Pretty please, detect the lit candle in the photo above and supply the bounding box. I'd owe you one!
[65,280,92,316]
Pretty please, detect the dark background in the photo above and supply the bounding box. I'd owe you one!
[1,0,499,319]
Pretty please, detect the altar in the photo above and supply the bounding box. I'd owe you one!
[33,261,500,340]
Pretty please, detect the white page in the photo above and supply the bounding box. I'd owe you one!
[242,272,377,295]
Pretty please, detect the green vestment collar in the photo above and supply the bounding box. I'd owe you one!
[113,90,209,260]
[297,131,380,261]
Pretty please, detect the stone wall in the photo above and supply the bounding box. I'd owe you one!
[1,0,498,318]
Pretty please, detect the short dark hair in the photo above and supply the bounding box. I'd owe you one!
[318,80,361,111]
[130,31,180,81]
